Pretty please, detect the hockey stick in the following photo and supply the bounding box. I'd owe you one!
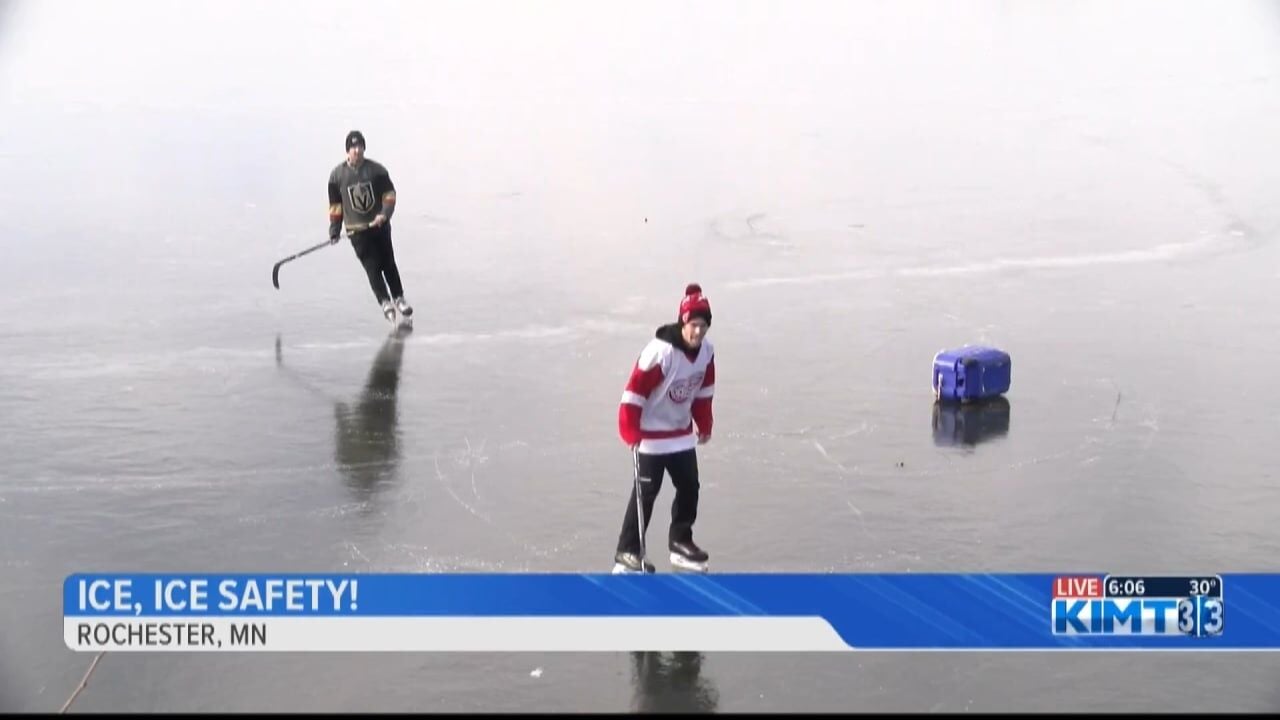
[632,445,650,571]
[272,239,336,289]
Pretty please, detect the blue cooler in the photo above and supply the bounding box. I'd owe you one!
[932,345,1011,402]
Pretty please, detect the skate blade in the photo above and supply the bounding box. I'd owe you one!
[611,563,653,575]
[669,553,709,573]
[388,313,413,334]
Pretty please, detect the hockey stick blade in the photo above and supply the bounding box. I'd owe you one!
[272,240,334,289]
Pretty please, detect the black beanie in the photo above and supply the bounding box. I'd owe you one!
[345,130,366,151]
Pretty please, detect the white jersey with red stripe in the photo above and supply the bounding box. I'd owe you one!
[618,324,715,455]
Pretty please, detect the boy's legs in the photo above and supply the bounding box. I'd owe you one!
[666,449,707,563]
[616,451,665,561]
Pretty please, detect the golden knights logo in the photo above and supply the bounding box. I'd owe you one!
[347,181,376,214]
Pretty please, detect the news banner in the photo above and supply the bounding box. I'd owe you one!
[64,573,1280,652]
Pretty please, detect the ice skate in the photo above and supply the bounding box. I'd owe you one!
[394,296,414,318]
[381,300,396,323]
[611,551,656,575]
[669,539,709,573]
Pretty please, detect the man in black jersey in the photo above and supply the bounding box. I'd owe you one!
[328,130,413,323]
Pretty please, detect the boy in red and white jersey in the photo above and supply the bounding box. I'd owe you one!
[614,283,716,572]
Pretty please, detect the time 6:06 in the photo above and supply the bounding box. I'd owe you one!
[1107,578,1144,596]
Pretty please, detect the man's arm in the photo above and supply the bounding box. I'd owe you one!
[327,171,344,240]
[618,343,667,447]
[692,355,715,442]
[373,165,396,224]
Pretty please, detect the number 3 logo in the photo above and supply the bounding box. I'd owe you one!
[1202,598,1224,636]
[1178,597,1224,637]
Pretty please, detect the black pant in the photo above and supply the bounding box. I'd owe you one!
[349,225,404,304]
[616,448,700,556]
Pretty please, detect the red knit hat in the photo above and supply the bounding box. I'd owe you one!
[678,283,712,326]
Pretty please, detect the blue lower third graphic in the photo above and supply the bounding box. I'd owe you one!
[61,573,1272,652]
